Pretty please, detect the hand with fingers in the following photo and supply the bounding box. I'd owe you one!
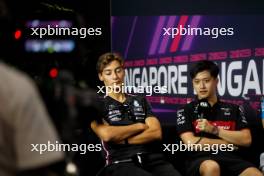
[196,119,219,136]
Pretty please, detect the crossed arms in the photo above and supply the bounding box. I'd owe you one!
[91,115,252,147]
[91,116,162,144]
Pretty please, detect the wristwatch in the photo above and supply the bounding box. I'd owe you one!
[212,125,219,136]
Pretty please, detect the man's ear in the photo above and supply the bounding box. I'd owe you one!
[216,77,219,84]
[98,73,103,81]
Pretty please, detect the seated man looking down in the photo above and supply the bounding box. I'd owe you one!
[90,52,182,176]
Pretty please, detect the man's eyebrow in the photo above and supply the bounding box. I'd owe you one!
[103,66,122,72]
[115,66,123,69]
[194,77,211,80]
[103,69,112,72]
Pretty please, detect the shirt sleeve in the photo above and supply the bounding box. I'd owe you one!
[143,97,155,117]
[176,105,194,135]
[235,105,249,130]
[91,96,105,124]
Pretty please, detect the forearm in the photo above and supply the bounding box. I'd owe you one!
[183,135,229,145]
[128,128,162,144]
[186,136,237,152]
[180,132,237,152]
[128,116,162,144]
[197,119,251,147]
[91,121,147,143]
[107,124,147,142]
[217,128,251,147]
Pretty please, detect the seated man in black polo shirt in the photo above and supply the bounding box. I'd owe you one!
[176,60,263,176]
[90,52,181,176]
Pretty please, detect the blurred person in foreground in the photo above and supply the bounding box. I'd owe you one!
[0,62,65,176]
[0,0,65,175]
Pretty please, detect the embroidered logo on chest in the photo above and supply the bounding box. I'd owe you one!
[221,108,231,116]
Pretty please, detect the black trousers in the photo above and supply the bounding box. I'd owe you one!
[186,152,256,176]
[98,153,182,176]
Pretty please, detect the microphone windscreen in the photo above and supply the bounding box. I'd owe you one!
[198,99,211,116]
[199,99,211,108]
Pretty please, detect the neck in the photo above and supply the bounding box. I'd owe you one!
[108,92,126,103]
[207,94,218,107]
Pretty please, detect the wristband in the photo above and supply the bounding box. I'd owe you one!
[212,125,219,136]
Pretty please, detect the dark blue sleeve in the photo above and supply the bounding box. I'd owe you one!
[143,97,155,117]
[176,104,194,135]
[236,105,249,130]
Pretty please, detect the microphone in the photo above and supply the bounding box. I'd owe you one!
[196,99,211,135]
[197,98,211,119]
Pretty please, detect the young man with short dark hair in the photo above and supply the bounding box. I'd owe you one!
[91,52,182,176]
[176,60,263,176]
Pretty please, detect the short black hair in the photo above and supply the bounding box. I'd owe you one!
[190,60,219,79]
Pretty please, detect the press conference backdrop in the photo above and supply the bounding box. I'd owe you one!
[111,16,264,124]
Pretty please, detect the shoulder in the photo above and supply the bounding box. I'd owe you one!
[0,62,36,89]
[94,94,107,107]
[98,94,107,101]
[217,101,245,117]
[102,95,114,104]
[182,101,197,111]
[0,62,39,103]
[218,101,240,111]
[98,96,117,113]
[177,101,197,117]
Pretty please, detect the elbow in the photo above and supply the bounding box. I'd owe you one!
[243,137,252,147]
[95,128,113,142]
[91,122,112,142]
[240,133,252,147]
[99,130,113,142]
[154,129,162,141]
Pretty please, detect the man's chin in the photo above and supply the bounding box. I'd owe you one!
[112,84,123,88]
[198,95,208,100]
[113,86,124,93]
